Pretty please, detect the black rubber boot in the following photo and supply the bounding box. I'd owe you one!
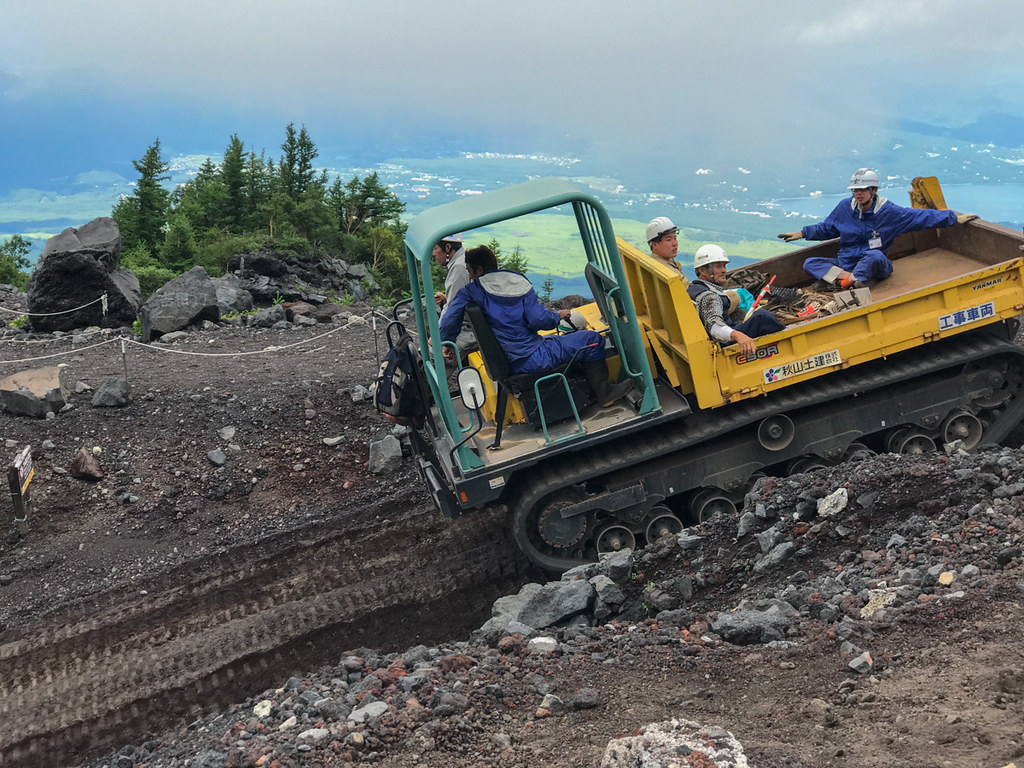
[581,360,633,407]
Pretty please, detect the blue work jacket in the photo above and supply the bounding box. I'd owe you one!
[802,195,957,260]
[440,270,560,369]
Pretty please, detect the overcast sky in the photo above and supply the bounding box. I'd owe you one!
[3,0,1023,177]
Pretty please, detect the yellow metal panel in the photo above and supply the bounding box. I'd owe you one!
[712,259,1024,400]
[618,231,1024,411]
[618,238,728,406]
[910,176,948,210]
[465,351,526,425]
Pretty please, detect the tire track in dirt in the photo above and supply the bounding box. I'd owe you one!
[0,502,527,767]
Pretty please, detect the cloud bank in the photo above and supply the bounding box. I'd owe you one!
[3,0,1023,181]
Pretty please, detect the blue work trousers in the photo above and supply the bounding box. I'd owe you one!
[803,250,893,283]
[733,309,785,338]
[513,330,605,374]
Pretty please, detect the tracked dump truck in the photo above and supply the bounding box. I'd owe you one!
[386,176,1024,572]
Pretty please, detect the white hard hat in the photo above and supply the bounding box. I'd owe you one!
[558,310,588,333]
[440,232,463,243]
[646,217,678,243]
[693,244,730,271]
[848,168,880,190]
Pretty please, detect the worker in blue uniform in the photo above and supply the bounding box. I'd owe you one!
[440,245,632,407]
[778,168,977,290]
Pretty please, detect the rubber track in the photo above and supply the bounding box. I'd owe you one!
[0,504,525,766]
[513,331,1024,568]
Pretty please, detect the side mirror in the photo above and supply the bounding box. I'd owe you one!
[457,367,486,410]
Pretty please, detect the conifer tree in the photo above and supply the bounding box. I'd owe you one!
[242,151,272,230]
[337,172,404,236]
[114,139,171,254]
[220,134,246,232]
[278,123,318,202]
[161,212,199,272]
[174,157,228,232]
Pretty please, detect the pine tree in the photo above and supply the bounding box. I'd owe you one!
[540,277,555,303]
[278,123,318,202]
[174,158,228,232]
[161,213,199,272]
[338,172,404,236]
[128,140,171,253]
[500,244,529,274]
[242,151,272,231]
[220,134,246,232]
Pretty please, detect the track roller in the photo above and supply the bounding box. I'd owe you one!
[894,429,937,455]
[595,524,636,555]
[787,456,829,475]
[757,415,794,451]
[689,488,737,522]
[645,509,684,543]
[843,442,876,462]
[886,427,911,453]
[941,409,984,449]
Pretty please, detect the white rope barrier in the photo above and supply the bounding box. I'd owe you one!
[0,337,122,364]
[121,323,352,357]
[0,293,107,317]
[0,308,383,365]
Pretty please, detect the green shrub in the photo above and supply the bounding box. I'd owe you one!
[0,235,32,290]
[133,265,177,301]
[196,232,264,276]
[121,244,176,300]
[268,233,311,257]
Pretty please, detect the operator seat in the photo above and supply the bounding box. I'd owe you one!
[463,303,590,449]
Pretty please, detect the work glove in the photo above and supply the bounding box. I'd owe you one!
[956,213,978,225]
[777,232,802,242]
[766,286,803,305]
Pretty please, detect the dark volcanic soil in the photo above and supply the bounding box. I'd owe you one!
[3,312,1024,768]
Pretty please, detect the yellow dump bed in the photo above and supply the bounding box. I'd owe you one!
[621,219,1024,409]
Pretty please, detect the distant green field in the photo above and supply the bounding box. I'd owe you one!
[463,213,785,277]
[0,187,118,223]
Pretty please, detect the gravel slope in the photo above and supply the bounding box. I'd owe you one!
[2,313,1024,768]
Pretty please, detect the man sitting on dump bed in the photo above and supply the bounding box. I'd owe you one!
[645,217,684,272]
[688,244,784,357]
[439,245,632,408]
[778,168,978,291]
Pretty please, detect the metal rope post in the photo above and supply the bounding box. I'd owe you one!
[121,338,130,396]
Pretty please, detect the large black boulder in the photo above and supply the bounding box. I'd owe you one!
[210,275,255,315]
[139,266,220,341]
[26,218,141,332]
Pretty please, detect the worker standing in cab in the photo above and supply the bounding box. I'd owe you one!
[433,232,476,357]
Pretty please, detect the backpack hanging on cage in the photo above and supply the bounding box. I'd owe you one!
[373,327,426,428]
